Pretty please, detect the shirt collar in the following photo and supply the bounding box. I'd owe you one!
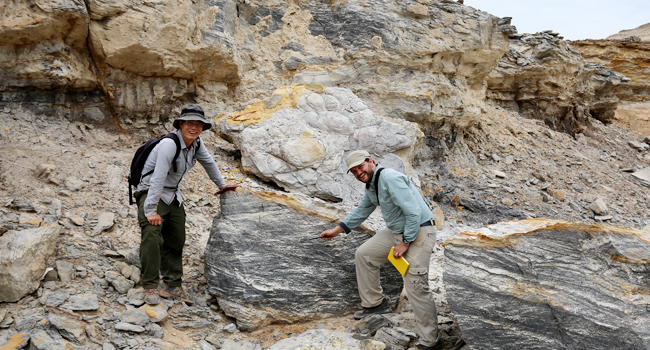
[173,128,199,150]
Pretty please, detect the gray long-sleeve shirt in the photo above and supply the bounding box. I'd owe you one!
[136,129,227,217]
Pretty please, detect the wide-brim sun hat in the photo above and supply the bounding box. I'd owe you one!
[346,150,371,173]
[173,104,212,131]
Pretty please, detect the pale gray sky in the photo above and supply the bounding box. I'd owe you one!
[465,0,649,40]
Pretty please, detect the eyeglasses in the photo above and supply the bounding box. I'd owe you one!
[184,121,203,128]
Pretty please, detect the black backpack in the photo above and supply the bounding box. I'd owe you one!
[128,133,181,205]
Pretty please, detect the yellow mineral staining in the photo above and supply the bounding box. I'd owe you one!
[448,219,650,251]
[144,306,158,318]
[0,333,29,350]
[283,131,325,168]
[216,84,325,126]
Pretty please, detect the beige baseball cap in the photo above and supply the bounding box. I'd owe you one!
[346,150,370,172]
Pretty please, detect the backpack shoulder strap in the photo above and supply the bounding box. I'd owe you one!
[374,167,384,204]
[139,133,181,178]
[161,133,181,173]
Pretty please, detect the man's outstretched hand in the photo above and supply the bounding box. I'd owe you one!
[215,184,239,195]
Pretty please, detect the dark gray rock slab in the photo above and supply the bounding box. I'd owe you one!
[205,189,403,331]
[62,293,99,311]
[444,219,650,350]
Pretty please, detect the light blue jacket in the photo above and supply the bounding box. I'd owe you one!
[339,165,433,243]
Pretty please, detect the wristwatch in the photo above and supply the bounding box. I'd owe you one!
[402,237,412,246]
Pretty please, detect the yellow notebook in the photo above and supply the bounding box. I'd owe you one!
[388,246,409,276]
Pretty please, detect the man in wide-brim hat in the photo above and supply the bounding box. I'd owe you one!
[134,104,237,305]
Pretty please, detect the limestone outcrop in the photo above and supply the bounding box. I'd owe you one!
[87,0,241,118]
[238,1,513,136]
[0,224,62,302]
[444,219,650,350]
[216,85,422,202]
[487,31,627,134]
[204,189,403,331]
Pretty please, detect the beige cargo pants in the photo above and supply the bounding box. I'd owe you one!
[355,225,439,346]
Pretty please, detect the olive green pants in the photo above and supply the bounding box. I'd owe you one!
[136,191,186,289]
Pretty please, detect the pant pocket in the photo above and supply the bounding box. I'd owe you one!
[407,267,430,293]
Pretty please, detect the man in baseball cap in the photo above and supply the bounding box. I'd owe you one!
[345,150,370,173]
[320,150,444,350]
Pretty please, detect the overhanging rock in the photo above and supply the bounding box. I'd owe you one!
[444,219,650,350]
[205,189,403,331]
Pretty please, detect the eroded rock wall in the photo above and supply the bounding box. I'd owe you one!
[234,1,513,137]
[487,31,627,135]
[571,39,650,103]
[0,0,514,138]
[0,0,241,127]
[571,38,650,135]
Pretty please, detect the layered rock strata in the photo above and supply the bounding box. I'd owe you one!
[204,189,403,331]
[487,31,626,134]
[606,23,650,42]
[216,85,422,202]
[0,0,514,139]
[444,219,650,350]
[572,39,650,103]
[240,1,513,136]
[571,37,650,135]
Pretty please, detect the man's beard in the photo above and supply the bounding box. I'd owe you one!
[361,168,374,183]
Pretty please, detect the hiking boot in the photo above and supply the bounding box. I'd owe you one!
[415,342,443,350]
[144,288,160,305]
[451,339,466,350]
[353,299,391,320]
[415,339,465,350]
[159,286,193,305]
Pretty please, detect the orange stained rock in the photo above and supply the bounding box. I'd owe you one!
[0,333,29,350]
[215,84,325,126]
[448,218,650,249]
[144,305,158,318]
[232,188,375,233]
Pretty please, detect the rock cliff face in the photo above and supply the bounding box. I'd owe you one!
[236,1,513,137]
[204,189,403,331]
[0,0,513,138]
[0,0,95,90]
[487,31,627,134]
[444,219,650,350]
